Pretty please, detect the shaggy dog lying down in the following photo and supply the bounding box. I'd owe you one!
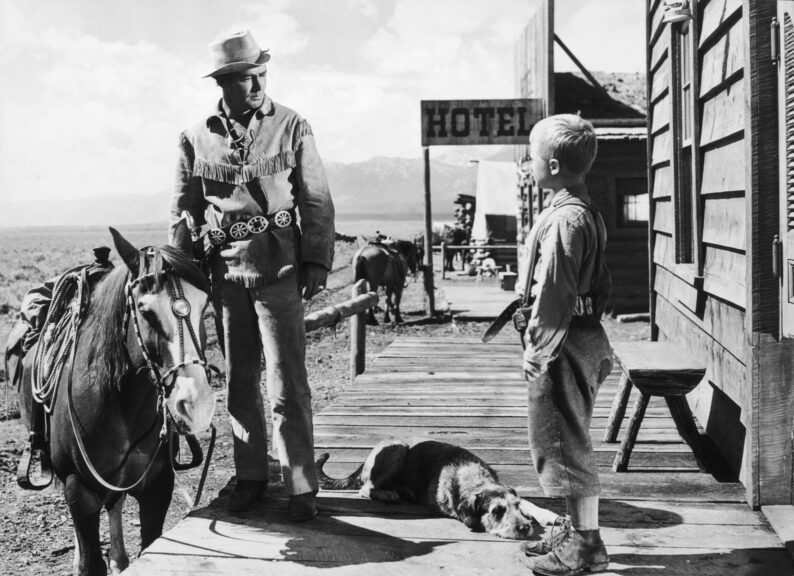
[316,439,561,539]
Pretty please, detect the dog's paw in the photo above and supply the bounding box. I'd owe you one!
[519,499,561,526]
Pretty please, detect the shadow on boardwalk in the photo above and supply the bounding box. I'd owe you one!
[126,490,793,575]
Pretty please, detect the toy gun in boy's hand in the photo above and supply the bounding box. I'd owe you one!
[482,234,537,344]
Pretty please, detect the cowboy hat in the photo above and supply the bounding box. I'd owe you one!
[205,30,270,78]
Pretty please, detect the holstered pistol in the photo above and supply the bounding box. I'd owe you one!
[512,306,532,334]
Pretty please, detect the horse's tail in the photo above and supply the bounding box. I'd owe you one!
[315,452,365,490]
[353,248,367,283]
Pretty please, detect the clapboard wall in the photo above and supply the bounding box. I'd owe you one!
[647,0,750,489]
[647,0,794,507]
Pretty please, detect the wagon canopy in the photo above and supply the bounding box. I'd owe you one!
[471,161,518,243]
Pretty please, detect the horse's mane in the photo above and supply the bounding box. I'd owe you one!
[82,245,209,393]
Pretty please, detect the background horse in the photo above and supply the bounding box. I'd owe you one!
[12,222,216,576]
[438,224,469,271]
[354,239,418,325]
[417,223,470,272]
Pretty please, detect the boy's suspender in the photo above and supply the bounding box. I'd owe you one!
[520,196,605,306]
[482,196,605,343]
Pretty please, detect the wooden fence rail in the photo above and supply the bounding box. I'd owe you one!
[302,279,376,383]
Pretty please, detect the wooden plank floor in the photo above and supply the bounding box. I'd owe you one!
[440,276,515,320]
[126,331,793,575]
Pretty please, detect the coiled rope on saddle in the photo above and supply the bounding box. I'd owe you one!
[18,253,113,490]
[31,266,92,413]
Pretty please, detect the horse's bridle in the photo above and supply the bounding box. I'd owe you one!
[122,247,214,407]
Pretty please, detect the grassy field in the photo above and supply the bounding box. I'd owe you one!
[0,225,171,313]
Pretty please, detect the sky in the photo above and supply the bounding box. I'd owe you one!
[0,0,644,203]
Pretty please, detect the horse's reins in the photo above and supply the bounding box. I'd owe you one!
[67,247,217,506]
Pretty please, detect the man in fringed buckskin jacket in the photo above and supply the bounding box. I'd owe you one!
[169,30,335,521]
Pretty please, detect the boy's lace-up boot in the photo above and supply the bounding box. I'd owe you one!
[525,527,609,576]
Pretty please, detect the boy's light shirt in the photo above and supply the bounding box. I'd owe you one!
[519,187,606,377]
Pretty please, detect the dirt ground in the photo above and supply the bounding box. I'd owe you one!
[0,254,648,576]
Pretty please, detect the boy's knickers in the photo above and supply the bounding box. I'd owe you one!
[527,316,613,497]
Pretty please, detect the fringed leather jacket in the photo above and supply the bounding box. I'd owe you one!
[170,97,335,287]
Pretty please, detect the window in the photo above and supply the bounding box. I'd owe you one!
[671,13,699,265]
[616,177,649,227]
[680,22,693,144]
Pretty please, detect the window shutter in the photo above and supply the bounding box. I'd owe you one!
[778,3,794,336]
[784,13,794,232]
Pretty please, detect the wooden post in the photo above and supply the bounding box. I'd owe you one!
[613,392,650,472]
[440,242,447,279]
[423,146,436,315]
[350,279,367,383]
[603,373,633,443]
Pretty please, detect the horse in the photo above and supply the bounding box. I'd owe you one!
[353,239,418,325]
[415,224,469,272]
[439,224,470,271]
[11,221,216,576]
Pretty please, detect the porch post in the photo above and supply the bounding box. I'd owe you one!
[423,146,436,315]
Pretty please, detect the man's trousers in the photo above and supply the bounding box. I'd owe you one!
[219,275,318,496]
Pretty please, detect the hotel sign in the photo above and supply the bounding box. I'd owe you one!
[420,99,543,146]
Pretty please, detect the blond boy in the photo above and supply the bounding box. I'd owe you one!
[517,115,613,575]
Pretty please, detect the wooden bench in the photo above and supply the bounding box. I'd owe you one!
[604,341,707,473]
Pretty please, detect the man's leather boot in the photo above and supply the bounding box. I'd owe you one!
[228,479,267,512]
[288,491,318,522]
[525,528,609,576]
[520,517,571,557]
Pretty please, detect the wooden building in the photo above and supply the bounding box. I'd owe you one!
[646,0,794,507]
[515,3,650,314]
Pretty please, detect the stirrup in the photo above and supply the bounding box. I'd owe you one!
[16,440,54,490]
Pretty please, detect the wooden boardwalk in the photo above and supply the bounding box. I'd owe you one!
[440,276,516,320]
[126,332,793,575]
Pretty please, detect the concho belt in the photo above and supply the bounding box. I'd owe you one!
[208,209,295,246]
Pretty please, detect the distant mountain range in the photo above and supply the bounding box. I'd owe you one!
[326,155,479,221]
[1,152,513,228]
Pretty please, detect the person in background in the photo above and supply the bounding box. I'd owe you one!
[169,30,335,521]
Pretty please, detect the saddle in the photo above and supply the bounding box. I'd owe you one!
[7,247,113,490]
[369,241,408,286]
